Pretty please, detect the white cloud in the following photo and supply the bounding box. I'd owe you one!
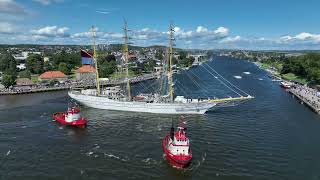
[280,32,320,42]
[31,26,70,37]
[32,0,64,6]
[103,32,122,39]
[196,26,208,33]
[0,0,27,15]
[220,35,242,43]
[96,10,111,14]
[0,22,17,34]
[71,31,91,38]
[214,27,229,36]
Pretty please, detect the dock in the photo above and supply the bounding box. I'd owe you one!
[288,85,320,114]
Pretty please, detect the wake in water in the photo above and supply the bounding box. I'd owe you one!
[161,152,207,171]
[183,152,207,171]
[87,145,129,161]
[142,157,162,166]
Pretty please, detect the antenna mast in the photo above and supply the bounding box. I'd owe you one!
[123,20,131,101]
[91,26,101,95]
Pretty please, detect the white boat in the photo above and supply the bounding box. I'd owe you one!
[234,76,242,79]
[280,81,292,89]
[69,23,254,114]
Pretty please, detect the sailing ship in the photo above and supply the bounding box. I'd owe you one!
[68,22,254,114]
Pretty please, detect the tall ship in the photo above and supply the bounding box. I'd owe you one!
[68,22,254,114]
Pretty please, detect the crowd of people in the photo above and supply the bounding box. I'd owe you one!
[290,84,320,112]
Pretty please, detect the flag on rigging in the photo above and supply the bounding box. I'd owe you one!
[81,49,94,65]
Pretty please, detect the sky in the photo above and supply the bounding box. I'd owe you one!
[1,0,320,50]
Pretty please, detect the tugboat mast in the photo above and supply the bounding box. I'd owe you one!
[91,26,101,95]
[123,20,131,101]
[168,24,175,102]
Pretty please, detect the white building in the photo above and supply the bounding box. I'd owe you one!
[17,64,26,70]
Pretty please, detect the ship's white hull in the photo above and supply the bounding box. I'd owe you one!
[68,91,216,114]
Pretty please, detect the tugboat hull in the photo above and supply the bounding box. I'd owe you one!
[52,112,87,128]
[162,134,192,168]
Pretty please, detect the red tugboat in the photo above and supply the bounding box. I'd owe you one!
[163,116,192,168]
[52,103,87,128]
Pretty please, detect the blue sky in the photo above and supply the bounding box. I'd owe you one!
[1,0,320,50]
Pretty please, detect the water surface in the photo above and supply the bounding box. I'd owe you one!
[1,56,320,180]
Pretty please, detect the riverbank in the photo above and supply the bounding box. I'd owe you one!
[0,73,158,96]
[289,84,320,114]
[254,61,308,84]
[253,60,320,115]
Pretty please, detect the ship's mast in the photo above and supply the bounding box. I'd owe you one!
[123,20,131,101]
[91,26,101,95]
[168,24,175,102]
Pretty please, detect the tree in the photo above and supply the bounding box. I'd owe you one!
[26,54,43,74]
[99,61,117,77]
[18,70,31,79]
[2,71,16,88]
[100,54,116,62]
[155,51,163,60]
[178,51,187,60]
[44,61,53,71]
[51,51,81,74]
[58,62,69,74]
[144,59,156,72]
[0,53,16,72]
[179,56,194,67]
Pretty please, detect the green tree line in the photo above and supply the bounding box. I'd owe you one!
[281,53,320,83]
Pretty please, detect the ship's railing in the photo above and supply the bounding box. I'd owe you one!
[208,95,254,103]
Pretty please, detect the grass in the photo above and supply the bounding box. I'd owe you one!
[281,73,308,84]
[258,62,271,69]
[69,71,77,80]
[110,71,136,79]
[257,61,282,71]
[31,75,39,83]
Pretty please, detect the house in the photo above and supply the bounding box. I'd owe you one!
[16,78,34,86]
[75,65,96,80]
[44,57,50,62]
[39,71,67,82]
[14,78,35,90]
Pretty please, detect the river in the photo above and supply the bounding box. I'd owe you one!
[1,56,320,179]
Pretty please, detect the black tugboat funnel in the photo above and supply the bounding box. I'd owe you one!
[170,118,174,140]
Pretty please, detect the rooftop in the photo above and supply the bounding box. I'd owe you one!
[39,71,67,79]
[16,78,34,86]
[76,65,96,73]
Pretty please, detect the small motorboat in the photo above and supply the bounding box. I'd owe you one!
[163,116,192,168]
[280,81,292,89]
[52,103,87,128]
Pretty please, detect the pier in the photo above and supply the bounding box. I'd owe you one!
[288,85,320,114]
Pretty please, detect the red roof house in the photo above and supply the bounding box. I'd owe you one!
[76,65,96,80]
[39,71,67,82]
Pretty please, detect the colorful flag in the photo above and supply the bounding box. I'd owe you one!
[81,49,94,65]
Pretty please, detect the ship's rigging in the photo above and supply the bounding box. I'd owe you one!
[68,21,254,114]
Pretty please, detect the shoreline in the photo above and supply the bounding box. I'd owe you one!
[252,60,320,115]
[0,73,158,96]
